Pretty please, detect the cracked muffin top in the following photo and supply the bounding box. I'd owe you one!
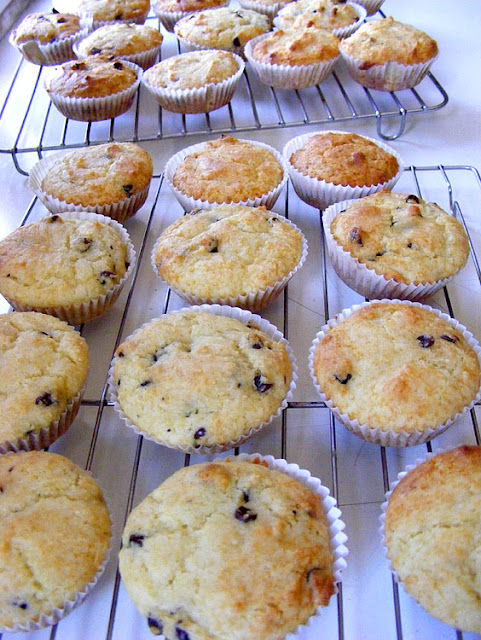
[75,23,163,58]
[312,302,481,433]
[11,12,81,45]
[119,458,334,639]
[275,0,359,31]
[0,450,110,629]
[329,191,470,285]
[53,0,150,24]
[384,445,481,634]
[110,310,292,450]
[249,27,339,66]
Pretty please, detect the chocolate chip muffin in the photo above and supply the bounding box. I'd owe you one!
[152,0,229,33]
[53,0,150,25]
[310,301,481,446]
[30,142,153,222]
[274,0,365,38]
[383,445,481,634]
[0,213,135,325]
[0,451,110,631]
[152,205,306,310]
[109,307,294,451]
[119,457,337,639]
[0,311,88,453]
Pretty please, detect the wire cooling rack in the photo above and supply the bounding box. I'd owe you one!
[0,12,448,176]
[1,164,479,640]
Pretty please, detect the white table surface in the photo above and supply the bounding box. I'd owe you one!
[0,1,480,639]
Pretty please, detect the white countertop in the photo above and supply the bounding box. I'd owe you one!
[0,1,480,639]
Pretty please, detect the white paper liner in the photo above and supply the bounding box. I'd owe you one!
[282,129,404,210]
[150,211,308,311]
[355,0,385,16]
[107,304,298,453]
[43,59,142,121]
[29,151,151,222]
[273,1,366,39]
[0,382,86,455]
[339,49,439,92]
[308,299,481,447]
[141,52,245,113]
[322,199,455,301]
[244,33,339,90]
[164,138,289,211]
[237,0,290,21]
[152,1,229,33]
[73,40,161,70]
[3,212,137,325]
[218,452,349,638]
[174,32,246,58]
[9,16,93,66]
[0,465,112,633]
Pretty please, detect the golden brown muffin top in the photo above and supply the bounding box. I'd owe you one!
[11,12,81,45]
[251,27,339,66]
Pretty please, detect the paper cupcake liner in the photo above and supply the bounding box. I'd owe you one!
[220,452,348,632]
[164,138,289,211]
[3,212,136,325]
[355,0,385,16]
[308,299,481,447]
[244,34,339,90]
[0,382,86,455]
[322,199,454,301]
[175,33,247,58]
[73,40,161,70]
[339,50,439,92]
[0,470,112,633]
[29,152,151,222]
[273,1,366,39]
[141,52,245,113]
[153,2,229,33]
[237,0,290,22]
[43,59,142,121]
[9,17,93,66]
[108,304,298,453]
[150,211,308,311]
[283,130,404,211]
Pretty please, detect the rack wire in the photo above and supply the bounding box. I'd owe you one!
[0,13,448,176]
[1,164,480,640]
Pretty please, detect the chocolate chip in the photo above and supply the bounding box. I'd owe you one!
[306,567,321,582]
[56,16,66,23]
[235,505,257,522]
[207,238,218,253]
[118,351,125,357]
[129,534,145,547]
[334,373,351,385]
[0,486,3,493]
[406,194,420,204]
[122,184,133,197]
[52,7,59,12]
[39,331,50,337]
[349,227,363,245]
[90,47,101,55]
[375,251,385,257]
[440,334,459,343]
[11,601,28,610]
[242,490,250,502]
[232,36,241,47]
[148,618,163,635]
[407,242,413,248]
[49,214,60,222]
[100,270,115,278]
[117,378,121,386]
[75,237,91,252]
[140,380,152,387]
[35,392,54,406]
[252,342,262,349]
[417,335,435,348]
[8,467,13,472]
[176,629,190,640]
[254,374,273,393]
[194,428,206,439]
[113,61,123,70]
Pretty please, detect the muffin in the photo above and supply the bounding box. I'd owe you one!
[165,135,287,210]
[152,0,229,33]
[53,0,150,27]
[244,27,339,89]
[174,7,270,55]
[324,191,470,300]
[141,49,244,113]
[0,450,110,632]
[237,0,291,22]
[29,142,153,222]
[283,130,403,209]
[0,312,88,453]
[309,300,481,447]
[151,205,307,310]
[382,445,481,634]
[119,454,348,639]
[339,16,439,91]
[9,12,90,66]
[43,54,142,121]
[74,22,163,70]
[0,212,136,325]
[273,0,366,39]
[108,306,296,452]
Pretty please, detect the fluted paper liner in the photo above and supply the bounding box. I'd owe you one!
[3,212,136,325]
[73,40,161,70]
[244,34,339,90]
[355,0,385,16]
[141,52,245,113]
[283,129,404,210]
[308,299,481,447]
[237,0,290,22]
[29,152,151,222]
[165,138,288,211]
[108,304,298,453]
[150,211,308,311]
[323,199,456,301]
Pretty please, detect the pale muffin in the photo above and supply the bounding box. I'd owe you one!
[274,0,364,37]
[53,0,150,25]
[152,0,229,32]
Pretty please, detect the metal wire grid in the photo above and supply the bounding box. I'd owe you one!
[1,164,480,640]
[0,13,449,176]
